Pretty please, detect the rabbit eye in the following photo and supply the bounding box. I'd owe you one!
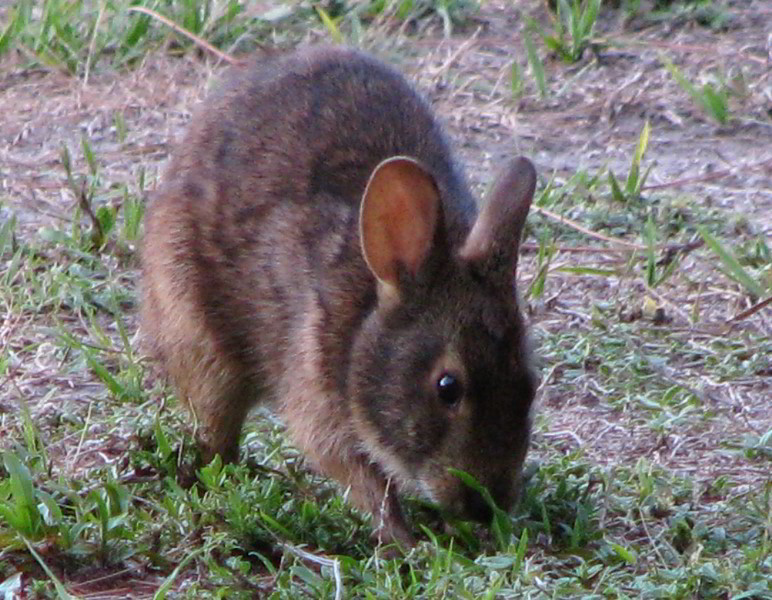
[436,373,463,406]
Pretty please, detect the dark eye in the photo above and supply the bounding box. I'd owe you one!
[436,373,463,406]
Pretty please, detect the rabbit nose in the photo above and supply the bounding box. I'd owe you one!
[462,488,493,523]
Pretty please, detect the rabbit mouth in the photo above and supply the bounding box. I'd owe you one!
[415,465,520,521]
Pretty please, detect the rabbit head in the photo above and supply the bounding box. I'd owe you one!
[349,155,537,522]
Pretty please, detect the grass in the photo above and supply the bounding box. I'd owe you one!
[0,0,481,71]
[1,123,769,597]
[608,120,652,205]
[0,0,330,73]
[661,56,731,125]
[1,0,770,597]
[644,0,734,30]
[531,0,602,64]
[316,0,480,44]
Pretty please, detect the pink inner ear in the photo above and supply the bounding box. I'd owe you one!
[390,181,438,276]
[360,157,440,289]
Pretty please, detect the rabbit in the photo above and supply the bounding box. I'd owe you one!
[141,44,537,547]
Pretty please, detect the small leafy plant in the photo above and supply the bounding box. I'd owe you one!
[608,120,653,203]
[0,450,131,561]
[531,0,602,64]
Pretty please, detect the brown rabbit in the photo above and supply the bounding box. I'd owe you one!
[141,45,537,547]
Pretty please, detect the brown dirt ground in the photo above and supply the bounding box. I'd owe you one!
[1,0,770,539]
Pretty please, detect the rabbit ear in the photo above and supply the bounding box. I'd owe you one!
[458,157,535,273]
[360,156,440,302]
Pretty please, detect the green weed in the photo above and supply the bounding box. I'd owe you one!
[531,0,602,64]
[526,231,557,299]
[524,28,549,99]
[608,120,653,204]
[662,56,731,124]
[697,226,768,299]
[315,5,345,43]
[0,448,132,564]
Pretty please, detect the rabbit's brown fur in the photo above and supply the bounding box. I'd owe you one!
[141,45,537,546]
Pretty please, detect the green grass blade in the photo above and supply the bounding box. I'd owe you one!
[661,55,699,99]
[153,548,202,600]
[84,346,124,397]
[2,248,24,286]
[122,11,151,50]
[81,135,98,177]
[633,119,650,170]
[608,170,626,203]
[23,538,79,600]
[0,213,16,258]
[122,190,144,242]
[662,56,730,124]
[510,61,524,98]
[626,120,650,196]
[555,0,569,39]
[524,29,548,99]
[154,418,173,462]
[447,468,513,549]
[697,226,765,298]
[3,454,40,527]
[397,0,414,20]
[610,542,637,565]
[638,162,655,192]
[643,216,658,287]
[315,5,343,44]
[0,0,32,55]
[700,84,729,125]
[564,0,579,55]
[58,331,125,398]
[580,0,601,38]
[625,163,640,199]
[513,528,529,572]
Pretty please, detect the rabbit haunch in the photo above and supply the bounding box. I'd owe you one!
[141,45,537,546]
